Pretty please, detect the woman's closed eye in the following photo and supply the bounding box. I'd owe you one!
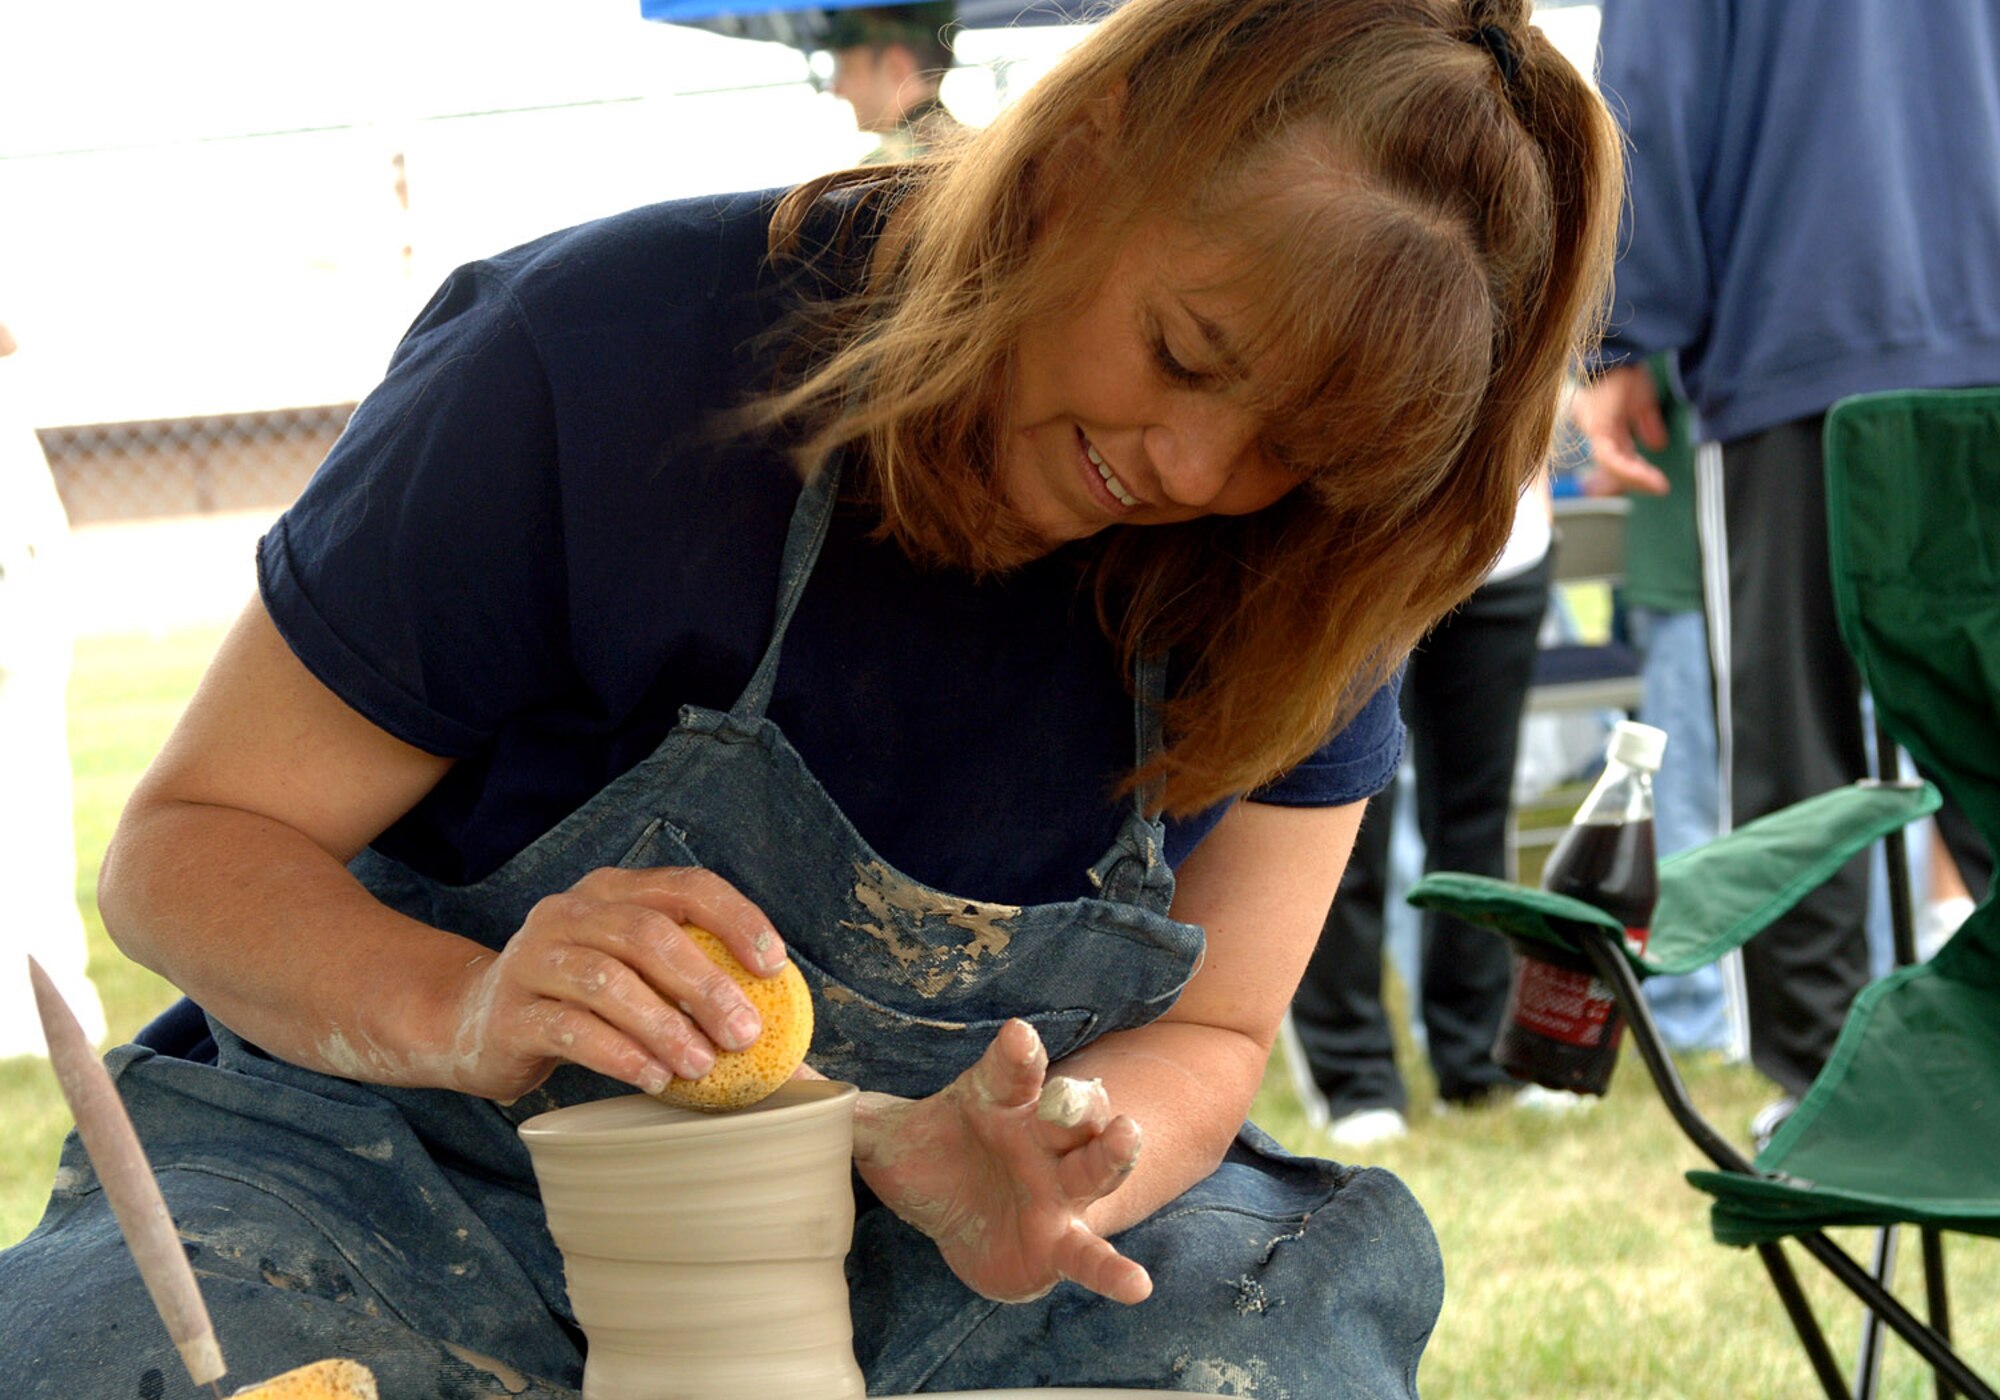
[1151,331,1223,390]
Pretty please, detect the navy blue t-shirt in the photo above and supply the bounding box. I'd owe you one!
[259,189,1402,908]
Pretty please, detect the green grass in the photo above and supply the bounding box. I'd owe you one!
[1,625,220,1246]
[1251,1010,2000,1397]
[5,621,1993,1396]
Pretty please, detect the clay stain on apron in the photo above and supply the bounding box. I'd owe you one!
[842,859,1020,996]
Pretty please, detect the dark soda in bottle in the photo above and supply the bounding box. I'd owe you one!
[1495,720,1665,1095]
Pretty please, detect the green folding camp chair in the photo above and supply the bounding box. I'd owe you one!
[1408,386,2000,1400]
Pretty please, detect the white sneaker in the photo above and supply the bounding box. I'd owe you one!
[1513,1084,1599,1114]
[1919,896,1976,961]
[1327,1107,1410,1152]
[1274,1012,1332,1131]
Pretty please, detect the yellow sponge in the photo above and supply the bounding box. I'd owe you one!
[651,925,814,1112]
[231,1359,378,1398]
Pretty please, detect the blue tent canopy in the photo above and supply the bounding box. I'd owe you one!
[641,0,1597,52]
[640,0,1106,46]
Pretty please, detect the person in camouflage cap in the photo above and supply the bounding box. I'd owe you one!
[824,2,961,162]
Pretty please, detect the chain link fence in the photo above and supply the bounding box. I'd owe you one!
[37,406,352,526]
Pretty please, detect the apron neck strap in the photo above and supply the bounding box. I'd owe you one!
[739,461,1172,828]
[735,457,842,719]
[1131,650,1168,819]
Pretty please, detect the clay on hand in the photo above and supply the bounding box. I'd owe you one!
[849,1018,1152,1306]
[445,866,788,1105]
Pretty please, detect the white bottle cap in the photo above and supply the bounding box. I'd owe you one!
[1608,719,1668,772]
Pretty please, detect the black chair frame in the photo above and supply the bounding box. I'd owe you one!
[1578,713,1991,1400]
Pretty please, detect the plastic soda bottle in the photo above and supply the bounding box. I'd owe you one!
[1494,719,1666,1095]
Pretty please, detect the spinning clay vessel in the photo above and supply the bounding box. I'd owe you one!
[524,1082,1167,1398]
[521,1080,864,1400]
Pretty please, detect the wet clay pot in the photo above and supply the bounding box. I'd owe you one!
[520,1080,865,1400]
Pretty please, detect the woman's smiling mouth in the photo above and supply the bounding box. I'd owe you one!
[1079,429,1141,508]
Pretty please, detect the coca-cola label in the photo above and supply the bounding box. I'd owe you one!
[1507,957,1615,1047]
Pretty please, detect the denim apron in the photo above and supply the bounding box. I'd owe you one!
[0,465,1442,1398]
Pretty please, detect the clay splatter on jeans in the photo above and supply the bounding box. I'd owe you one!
[1232,1273,1274,1315]
[1171,1353,1284,1395]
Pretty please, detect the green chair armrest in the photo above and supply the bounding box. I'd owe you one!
[1406,873,1632,968]
[1647,781,1939,975]
[1408,781,1939,979]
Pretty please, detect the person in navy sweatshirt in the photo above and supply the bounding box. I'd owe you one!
[1572,0,2000,1110]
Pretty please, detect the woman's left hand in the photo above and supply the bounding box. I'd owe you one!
[847,1018,1153,1306]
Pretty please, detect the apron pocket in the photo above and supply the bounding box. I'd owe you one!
[616,815,701,870]
[788,944,1097,1099]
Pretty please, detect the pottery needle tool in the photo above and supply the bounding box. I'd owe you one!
[29,959,380,1399]
[28,955,231,1396]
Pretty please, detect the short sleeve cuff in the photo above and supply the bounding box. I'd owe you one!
[1249,676,1406,808]
[257,522,490,758]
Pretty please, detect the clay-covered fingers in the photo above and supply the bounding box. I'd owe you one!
[506,867,783,1090]
[965,1017,1050,1112]
[1054,1112,1143,1204]
[516,895,747,1072]
[505,992,679,1097]
[1031,1074,1113,1154]
[1052,1226,1153,1306]
[570,865,788,975]
[488,926,700,1093]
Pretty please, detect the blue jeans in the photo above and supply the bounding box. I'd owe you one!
[1629,605,1730,1053]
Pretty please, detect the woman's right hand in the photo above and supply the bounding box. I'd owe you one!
[445,866,790,1104]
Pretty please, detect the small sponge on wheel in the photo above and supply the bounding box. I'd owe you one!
[650,925,815,1112]
[231,1359,378,1398]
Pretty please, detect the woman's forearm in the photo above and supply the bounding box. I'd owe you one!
[1047,797,1366,1236]
[102,789,793,1106]
[100,794,489,1088]
[1050,1017,1270,1237]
